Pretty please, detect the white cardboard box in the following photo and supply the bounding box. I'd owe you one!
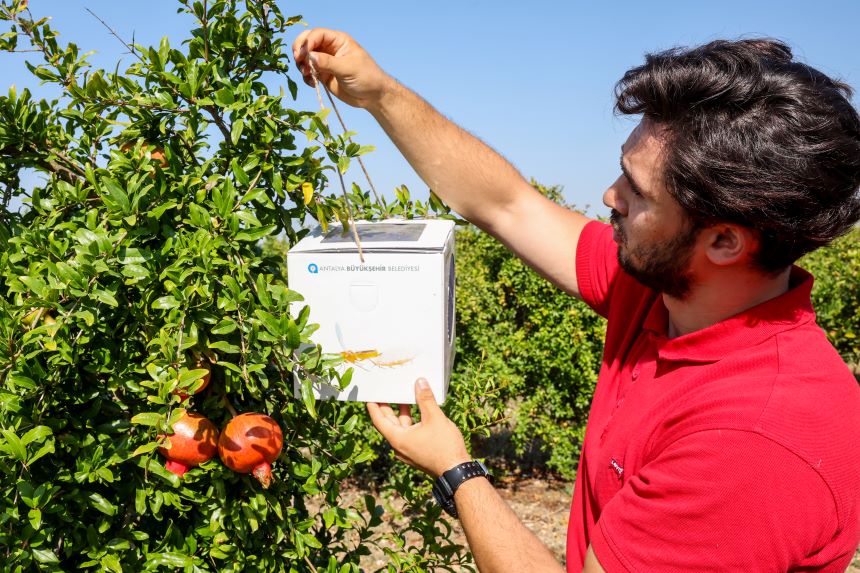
[287,219,456,404]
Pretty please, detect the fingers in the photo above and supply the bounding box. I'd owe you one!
[293,29,312,61]
[366,402,397,437]
[307,50,349,83]
[398,404,413,427]
[414,378,441,422]
[292,28,350,75]
[293,28,348,58]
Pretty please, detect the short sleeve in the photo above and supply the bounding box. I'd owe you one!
[576,221,621,318]
[591,430,836,572]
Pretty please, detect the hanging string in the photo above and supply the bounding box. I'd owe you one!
[321,86,382,205]
[308,57,366,263]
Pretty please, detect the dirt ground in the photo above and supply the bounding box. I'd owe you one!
[347,477,860,572]
[352,476,572,571]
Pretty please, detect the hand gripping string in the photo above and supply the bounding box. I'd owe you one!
[308,56,367,263]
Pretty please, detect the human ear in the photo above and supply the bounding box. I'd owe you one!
[703,224,756,266]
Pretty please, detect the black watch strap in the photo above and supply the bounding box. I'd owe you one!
[432,460,492,518]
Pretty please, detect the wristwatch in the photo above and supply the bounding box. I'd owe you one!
[432,460,493,518]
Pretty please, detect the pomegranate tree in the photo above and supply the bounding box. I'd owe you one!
[0,0,468,570]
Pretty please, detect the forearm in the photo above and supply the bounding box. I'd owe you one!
[455,477,565,573]
[368,79,535,231]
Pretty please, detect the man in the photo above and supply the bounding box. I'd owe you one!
[293,30,860,572]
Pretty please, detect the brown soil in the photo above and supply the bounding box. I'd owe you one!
[346,476,572,571]
[341,477,860,572]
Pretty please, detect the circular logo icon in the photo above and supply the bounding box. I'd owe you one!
[307,263,319,274]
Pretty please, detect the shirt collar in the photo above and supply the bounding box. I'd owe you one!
[642,266,816,363]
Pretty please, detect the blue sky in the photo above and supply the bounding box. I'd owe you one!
[5,1,860,216]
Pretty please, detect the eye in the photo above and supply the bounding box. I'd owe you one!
[622,174,643,197]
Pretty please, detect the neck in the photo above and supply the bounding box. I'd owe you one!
[664,267,792,338]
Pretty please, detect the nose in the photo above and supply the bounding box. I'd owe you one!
[603,176,628,216]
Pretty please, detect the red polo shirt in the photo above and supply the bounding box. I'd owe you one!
[567,221,860,572]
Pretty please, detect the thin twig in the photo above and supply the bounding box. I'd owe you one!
[236,147,271,210]
[201,0,210,62]
[222,394,239,418]
[86,8,144,63]
[302,555,319,573]
[87,7,233,149]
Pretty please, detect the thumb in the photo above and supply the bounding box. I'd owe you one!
[414,378,441,421]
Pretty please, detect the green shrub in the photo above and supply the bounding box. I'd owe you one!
[0,2,473,570]
[800,228,860,370]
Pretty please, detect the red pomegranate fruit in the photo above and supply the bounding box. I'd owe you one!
[158,410,219,476]
[218,413,283,488]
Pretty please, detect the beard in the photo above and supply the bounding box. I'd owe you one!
[610,210,699,299]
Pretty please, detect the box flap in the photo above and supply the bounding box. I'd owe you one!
[288,219,454,254]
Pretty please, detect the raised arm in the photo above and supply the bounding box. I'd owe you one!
[293,29,593,298]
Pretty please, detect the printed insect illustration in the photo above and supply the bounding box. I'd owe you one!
[335,324,414,369]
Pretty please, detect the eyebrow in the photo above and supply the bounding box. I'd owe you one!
[619,152,649,199]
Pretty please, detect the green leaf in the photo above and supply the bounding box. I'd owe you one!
[131,442,160,457]
[208,340,241,354]
[9,374,36,390]
[212,318,237,335]
[147,553,192,567]
[152,296,180,310]
[76,309,96,327]
[28,508,42,530]
[339,367,354,389]
[272,172,283,195]
[89,492,117,516]
[337,156,350,175]
[94,289,119,307]
[235,225,275,242]
[254,310,281,336]
[178,368,209,385]
[214,87,235,107]
[0,429,26,462]
[130,413,163,427]
[354,448,375,464]
[28,442,55,465]
[101,554,123,573]
[31,548,59,564]
[231,158,250,187]
[122,263,151,280]
[231,118,245,145]
[18,275,47,298]
[301,379,317,420]
[102,178,131,214]
[285,319,301,349]
[107,538,130,550]
[21,425,52,446]
[188,203,210,228]
[148,200,177,219]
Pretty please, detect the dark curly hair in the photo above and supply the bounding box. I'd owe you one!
[615,39,860,272]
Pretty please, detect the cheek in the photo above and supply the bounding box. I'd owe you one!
[626,204,673,242]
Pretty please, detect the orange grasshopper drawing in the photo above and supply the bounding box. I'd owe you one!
[335,324,414,369]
